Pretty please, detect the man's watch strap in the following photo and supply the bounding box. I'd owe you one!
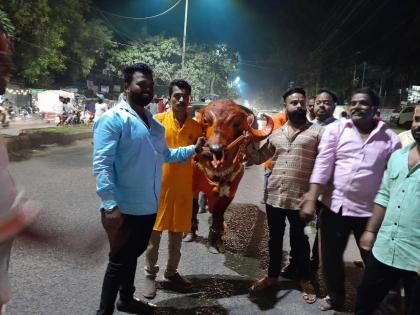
[104,206,118,213]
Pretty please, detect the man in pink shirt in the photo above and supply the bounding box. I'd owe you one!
[300,87,401,311]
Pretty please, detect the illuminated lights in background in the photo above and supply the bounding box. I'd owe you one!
[5,88,28,95]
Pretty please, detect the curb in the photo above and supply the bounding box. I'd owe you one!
[3,130,92,157]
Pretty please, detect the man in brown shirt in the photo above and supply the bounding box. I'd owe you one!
[247,87,323,304]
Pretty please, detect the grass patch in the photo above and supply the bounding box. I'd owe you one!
[23,125,92,134]
[391,127,407,134]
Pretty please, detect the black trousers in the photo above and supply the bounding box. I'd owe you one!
[266,204,311,280]
[355,254,420,315]
[97,213,156,315]
[288,201,323,269]
[320,207,369,306]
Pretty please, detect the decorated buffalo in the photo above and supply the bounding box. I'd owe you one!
[193,99,274,252]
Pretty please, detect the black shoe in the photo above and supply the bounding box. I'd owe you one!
[280,263,299,280]
[116,297,157,314]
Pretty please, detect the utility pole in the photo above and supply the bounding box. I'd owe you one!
[379,78,383,97]
[353,63,357,84]
[181,0,189,70]
[361,61,367,87]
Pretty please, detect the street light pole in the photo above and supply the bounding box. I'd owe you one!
[181,0,189,70]
[361,61,367,87]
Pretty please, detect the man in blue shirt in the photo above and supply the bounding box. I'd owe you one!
[93,63,204,315]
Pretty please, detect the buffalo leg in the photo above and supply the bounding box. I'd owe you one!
[208,211,225,253]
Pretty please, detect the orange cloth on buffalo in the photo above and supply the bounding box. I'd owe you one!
[263,111,287,169]
[153,111,202,232]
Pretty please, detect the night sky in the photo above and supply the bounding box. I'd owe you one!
[93,0,420,100]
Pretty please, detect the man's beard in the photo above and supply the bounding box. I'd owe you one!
[287,110,307,125]
[412,128,420,144]
[129,92,153,106]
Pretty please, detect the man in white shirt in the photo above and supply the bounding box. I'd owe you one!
[94,94,108,123]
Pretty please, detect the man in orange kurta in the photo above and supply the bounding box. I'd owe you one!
[144,80,201,299]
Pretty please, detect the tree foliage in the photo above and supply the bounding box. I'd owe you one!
[0,9,15,37]
[0,0,113,87]
[106,36,238,98]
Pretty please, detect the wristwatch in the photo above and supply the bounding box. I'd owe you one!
[104,206,118,213]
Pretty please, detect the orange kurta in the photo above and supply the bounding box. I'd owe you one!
[153,111,202,232]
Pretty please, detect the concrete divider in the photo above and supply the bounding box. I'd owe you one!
[4,130,92,157]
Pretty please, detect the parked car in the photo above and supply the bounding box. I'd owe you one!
[390,106,414,128]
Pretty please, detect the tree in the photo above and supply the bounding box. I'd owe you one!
[2,0,66,87]
[106,36,239,98]
[106,36,181,85]
[0,9,14,37]
[49,0,114,82]
[1,0,114,87]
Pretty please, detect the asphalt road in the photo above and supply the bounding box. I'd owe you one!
[7,140,360,314]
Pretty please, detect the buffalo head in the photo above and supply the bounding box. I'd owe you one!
[195,99,273,176]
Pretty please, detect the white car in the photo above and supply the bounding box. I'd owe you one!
[391,106,414,128]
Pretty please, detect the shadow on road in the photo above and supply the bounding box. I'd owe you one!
[155,274,254,315]
[156,274,303,313]
[158,274,253,298]
[249,282,296,311]
[155,305,228,315]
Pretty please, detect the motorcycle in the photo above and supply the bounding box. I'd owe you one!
[56,111,69,126]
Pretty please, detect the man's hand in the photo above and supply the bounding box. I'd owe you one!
[102,206,123,232]
[104,206,122,219]
[194,136,206,153]
[299,192,317,223]
[359,231,377,251]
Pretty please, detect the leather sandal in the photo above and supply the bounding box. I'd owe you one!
[300,280,317,304]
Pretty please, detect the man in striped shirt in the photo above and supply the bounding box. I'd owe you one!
[247,87,323,304]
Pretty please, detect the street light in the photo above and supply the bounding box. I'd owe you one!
[181,0,189,70]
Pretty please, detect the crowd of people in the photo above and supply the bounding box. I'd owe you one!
[91,62,419,315]
[0,28,419,314]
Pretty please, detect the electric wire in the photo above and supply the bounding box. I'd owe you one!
[93,0,183,20]
[97,10,134,43]
[321,0,393,60]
